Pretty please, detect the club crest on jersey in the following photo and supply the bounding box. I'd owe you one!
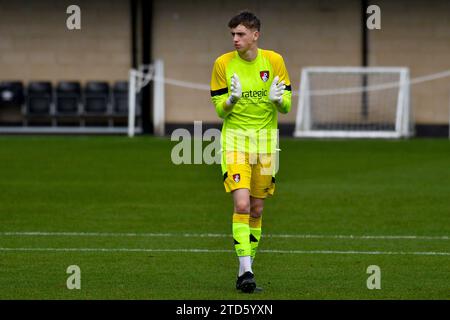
[260,71,269,82]
[233,174,241,183]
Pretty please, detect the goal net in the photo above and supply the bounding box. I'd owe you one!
[294,67,412,138]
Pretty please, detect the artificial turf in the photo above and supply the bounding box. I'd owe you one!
[0,136,448,299]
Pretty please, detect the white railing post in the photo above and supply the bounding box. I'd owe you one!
[153,59,165,136]
[128,69,136,138]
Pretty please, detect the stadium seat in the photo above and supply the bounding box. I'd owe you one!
[84,81,110,114]
[113,81,129,114]
[56,81,81,114]
[27,81,52,114]
[0,81,24,108]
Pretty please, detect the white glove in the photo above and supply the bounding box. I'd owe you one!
[269,76,286,104]
[226,73,242,106]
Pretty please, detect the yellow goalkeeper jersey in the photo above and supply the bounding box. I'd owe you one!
[210,48,292,173]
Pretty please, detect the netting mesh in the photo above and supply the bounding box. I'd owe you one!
[295,68,411,138]
[308,72,401,131]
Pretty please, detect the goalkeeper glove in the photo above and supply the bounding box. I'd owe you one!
[269,75,286,105]
[226,73,242,106]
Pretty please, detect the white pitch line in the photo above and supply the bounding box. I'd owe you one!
[0,247,231,253]
[262,249,450,256]
[0,231,448,240]
[0,247,449,256]
[265,234,450,240]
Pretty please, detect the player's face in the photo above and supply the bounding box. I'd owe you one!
[230,24,259,53]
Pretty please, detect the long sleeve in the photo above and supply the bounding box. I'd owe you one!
[269,52,292,114]
[210,58,230,119]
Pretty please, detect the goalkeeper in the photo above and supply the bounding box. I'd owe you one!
[210,11,292,293]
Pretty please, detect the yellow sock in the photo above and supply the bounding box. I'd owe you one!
[249,216,262,259]
[232,212,251,257]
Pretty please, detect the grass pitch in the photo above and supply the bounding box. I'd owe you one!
[0,136,449,299]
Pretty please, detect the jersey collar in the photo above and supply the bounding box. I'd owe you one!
[235,48,260,65]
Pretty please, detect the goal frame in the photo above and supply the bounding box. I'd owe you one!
[294,67,411,138]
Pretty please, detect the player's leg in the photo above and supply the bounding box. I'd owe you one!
[223,151,256,292]
[232,188,252,275]
[249,153,275,265]
[232,189,257,293]
[249,196,264,263]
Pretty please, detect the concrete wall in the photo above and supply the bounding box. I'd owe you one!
[368,0,450,125]
[154,0,450,126]
[1,0,449,127]
[0,0,131,84]
[153,0,362,124]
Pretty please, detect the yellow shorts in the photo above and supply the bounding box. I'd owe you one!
[223,152,276,199]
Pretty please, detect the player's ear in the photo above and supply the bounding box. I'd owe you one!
[253,30,260,41]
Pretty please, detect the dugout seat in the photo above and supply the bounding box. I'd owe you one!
[56,81,81,114]
[27,81,53,114]
[84,81,110,114]
[113,81,129,114]
[0,81,24,108]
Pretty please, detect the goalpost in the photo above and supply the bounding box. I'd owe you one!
[294,67,412,138]
[128,60,165,137]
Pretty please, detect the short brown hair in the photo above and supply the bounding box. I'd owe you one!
[228,11,260,31]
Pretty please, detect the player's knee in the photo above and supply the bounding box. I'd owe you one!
[235,199,250,213]
[250,203,263,218]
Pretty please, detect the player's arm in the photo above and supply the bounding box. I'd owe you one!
[210,59,241,118]
[269,54,292,114]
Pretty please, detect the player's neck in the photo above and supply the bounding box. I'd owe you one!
[238,46,258,62]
